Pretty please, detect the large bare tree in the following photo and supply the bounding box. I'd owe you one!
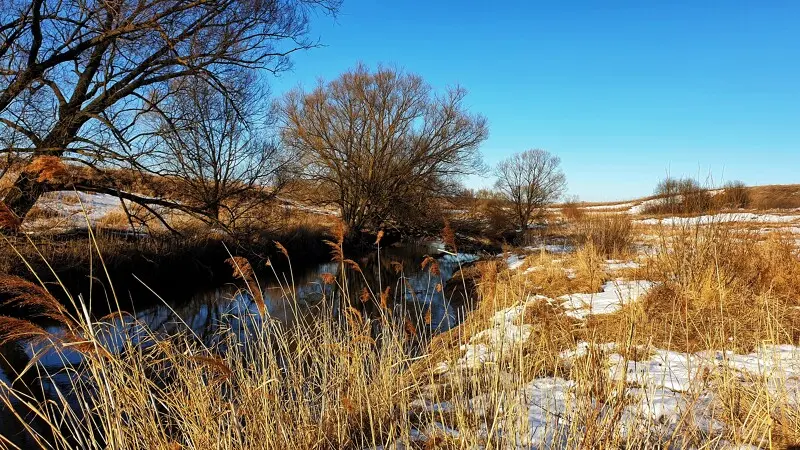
[0,0,337,230]
[280,65,488,233]
[494,149,566,231]
[148,74,291,229]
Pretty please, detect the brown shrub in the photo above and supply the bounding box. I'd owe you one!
[591,226,800,353]
[717,180,751,209]
[560,196,584,222]
[96,210,132,230]
[643,177,716,215]
[573,214,633,258]
[24,156,69,182]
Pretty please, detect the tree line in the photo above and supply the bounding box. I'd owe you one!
[0,0,566,238]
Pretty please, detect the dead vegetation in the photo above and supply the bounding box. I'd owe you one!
[1,217,799,448]
[572,214,633,258]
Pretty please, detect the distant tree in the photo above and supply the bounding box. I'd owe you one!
[654,177,683,209]
[494,149,566,231]
[720,180,750,209]
[652,176,713,214]
[280,65,488,233]
[0,0,337,231]
[149,74,292,229]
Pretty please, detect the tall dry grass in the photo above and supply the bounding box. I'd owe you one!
[0,219,799,449]
[572,213,633,258]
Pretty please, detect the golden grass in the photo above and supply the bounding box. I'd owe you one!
[572,213,634,258]
[748,184,800,210]
[0,220,799,449]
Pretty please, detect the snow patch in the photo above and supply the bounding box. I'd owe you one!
[604,260,641,271]
[457,304,532,370]
[637,213,800,226]
[505,254,526,270]
[559,280,654,319]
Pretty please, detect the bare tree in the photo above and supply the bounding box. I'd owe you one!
[0,0,337,230]
[494,149,566,231]
[148,74,291,229]
[280,65,488,233]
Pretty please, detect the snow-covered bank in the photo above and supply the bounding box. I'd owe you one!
[637,212,800,226]
[559,279,653,319]
[416,290,799,448]
[23,191,125,232]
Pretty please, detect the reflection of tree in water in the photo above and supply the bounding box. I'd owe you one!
[134,244,475,348]
[0,244,478,446]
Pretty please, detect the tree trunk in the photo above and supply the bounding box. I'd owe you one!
[1,172,50,229]
[1,115,87,230]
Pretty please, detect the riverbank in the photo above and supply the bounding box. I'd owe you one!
[2,213,799,448]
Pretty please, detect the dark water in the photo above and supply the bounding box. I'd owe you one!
[1,242,478,398]
[136,242,478,341]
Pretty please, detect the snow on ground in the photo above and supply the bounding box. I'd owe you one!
[559,279,654,319]
[583,201,638,211]
[22,191,129,232]
[503,244,575,270]
[637,212,800,226]
[524,243,575,254]
[627,198,669,215]
[505,254,526,270]
[276,197,339,216]
[429,290,800,448]
[757,226,800,235]
[604,260,641,271]
[456,304,532,370]
[453,279,654,371]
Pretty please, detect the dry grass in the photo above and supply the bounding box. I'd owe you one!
[1,219,799,449]
[748,184,800,210]
[572,213,633,258]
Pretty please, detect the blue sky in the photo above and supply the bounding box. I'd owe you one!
[270,1,800,201]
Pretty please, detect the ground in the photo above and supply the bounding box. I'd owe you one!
[2,185,800,448]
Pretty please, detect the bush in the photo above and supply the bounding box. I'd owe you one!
[573,214,633,257]
[718,180,751,209]
[644,177,714,215]
[561,195,584,222]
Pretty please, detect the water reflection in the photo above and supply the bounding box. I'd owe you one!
[8,243,479,376]
[0,243,479,446]
[135,243,478,342]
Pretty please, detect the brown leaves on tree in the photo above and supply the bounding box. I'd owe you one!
[24,156,69,183]
[442,219,457,253]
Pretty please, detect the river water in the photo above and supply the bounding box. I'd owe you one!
[0,242,480,441]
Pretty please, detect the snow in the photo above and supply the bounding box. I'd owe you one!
[473,342,800,448]
[604,260,641,271]
[457,304,532,370]
[505,254,526,270]
[637,212,800,226]
[438,252,480,265]
[23,191,129,231]
[583,201,637,211]
[757,226,800,235]
[524,244,574,254]
[559,279,654,319]
[627,198,668,215]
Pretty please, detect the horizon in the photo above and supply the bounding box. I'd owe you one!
[270,1,800,202]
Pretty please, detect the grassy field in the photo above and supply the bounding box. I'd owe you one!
[1,201,800,449]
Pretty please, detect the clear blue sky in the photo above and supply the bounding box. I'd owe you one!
[270,1,800,201]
